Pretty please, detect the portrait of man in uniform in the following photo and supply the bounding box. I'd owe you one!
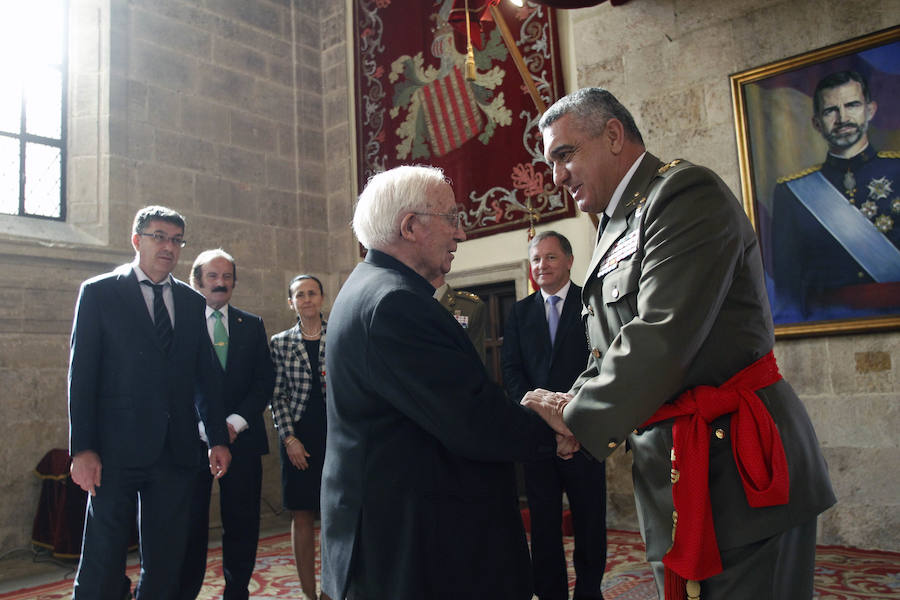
[732,30,900,332]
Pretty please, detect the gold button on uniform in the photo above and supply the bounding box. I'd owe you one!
[587,305,594,316]
[607,440,618,449]
[715,428,725,440]
[591,348,601,358]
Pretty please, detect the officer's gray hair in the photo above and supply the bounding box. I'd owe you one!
[352,165,450,250]
[539,87,644,146]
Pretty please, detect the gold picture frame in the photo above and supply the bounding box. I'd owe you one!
[731,26,900,338]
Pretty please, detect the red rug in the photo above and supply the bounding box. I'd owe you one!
[2,530,898,599]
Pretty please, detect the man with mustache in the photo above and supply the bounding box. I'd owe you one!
[68,206,231,599]
[771,70,900,323]
[178,249,275,600]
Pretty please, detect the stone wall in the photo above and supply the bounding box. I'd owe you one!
[567,0,899,550]
[0,0,896,559]
[0,0,356,554]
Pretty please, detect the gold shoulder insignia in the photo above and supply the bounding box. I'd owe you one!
[657,159,683,175]
[877,150,900,159]
[776,164,822,184]
[454,290,483,303]
[625,191,647,209]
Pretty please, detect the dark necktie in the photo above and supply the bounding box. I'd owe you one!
[142,280,173,353]
[548,295,561,345]
[599,212,611,235]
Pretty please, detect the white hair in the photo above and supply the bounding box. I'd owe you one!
[352,165,449,249]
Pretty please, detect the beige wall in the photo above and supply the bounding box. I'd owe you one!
[0,0,896,558]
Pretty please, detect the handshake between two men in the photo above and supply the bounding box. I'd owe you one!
[521,389,581,460]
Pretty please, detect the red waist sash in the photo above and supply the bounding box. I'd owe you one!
[640,350,789,596]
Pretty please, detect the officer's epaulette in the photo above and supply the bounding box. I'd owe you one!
[657,159,684,175]
[776,164,822,184]
[453,290,482,303]
[877,150,900,159]
[626,159,689,209]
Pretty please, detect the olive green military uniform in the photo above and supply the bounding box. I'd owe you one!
[434,283,487,363]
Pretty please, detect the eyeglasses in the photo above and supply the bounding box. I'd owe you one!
[138,232,187,248]
[414,211,463,229]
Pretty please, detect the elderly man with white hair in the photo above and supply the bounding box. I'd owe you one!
[320,165,565,600]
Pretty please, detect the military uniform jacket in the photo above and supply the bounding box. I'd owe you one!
[565,154,835,563]
[771,146,900,322]
[435,283,487,362]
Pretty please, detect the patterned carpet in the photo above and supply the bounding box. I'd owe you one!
[2,529,898,599]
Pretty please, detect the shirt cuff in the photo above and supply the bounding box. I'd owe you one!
[227,413,249,433]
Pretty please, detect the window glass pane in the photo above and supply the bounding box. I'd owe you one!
[26,69,62,139]
[32,3,65,67]
[0,0,66,219]
[0,84,21,135]
[0,136,20,215]
[24,142,61,218]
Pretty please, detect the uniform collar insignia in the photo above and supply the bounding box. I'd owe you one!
[657,159,682,175]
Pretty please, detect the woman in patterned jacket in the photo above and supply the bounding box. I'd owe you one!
[270,274,330,600]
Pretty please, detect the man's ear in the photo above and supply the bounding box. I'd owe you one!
[399,212,417,241]
[606,118,625,154]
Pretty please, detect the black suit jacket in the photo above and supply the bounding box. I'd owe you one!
[502,284,589,404]
[320,249,557,600]
[218,305,275,456]
[68,264,227,468]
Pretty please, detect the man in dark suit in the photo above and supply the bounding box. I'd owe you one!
[320,165,566,600]
[502,230,606,600]
[68,205,231,600]
[178,249,276,600]
[524,88,835,600]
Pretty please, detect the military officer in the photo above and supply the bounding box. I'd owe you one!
[523,87,835,600]
[432,273,487,363]
[771,70,900,323]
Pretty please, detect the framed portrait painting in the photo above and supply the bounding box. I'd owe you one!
[731,26,900,338]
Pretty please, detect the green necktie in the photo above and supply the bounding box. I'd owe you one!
[212,310,228,369]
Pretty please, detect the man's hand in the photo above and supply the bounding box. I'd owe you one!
[227,422,238,444]
[285,436,311,470]
[521,389,574,437]
[209,445,232,479]
[556,433,581,459]
[71,450,102,496]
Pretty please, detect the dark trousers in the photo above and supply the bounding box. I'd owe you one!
[178,450,263,600]
[649,516,818,600]
[73,461,194,600]
[525,453,607,600]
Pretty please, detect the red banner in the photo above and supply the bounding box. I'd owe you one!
[353,0,575,240]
